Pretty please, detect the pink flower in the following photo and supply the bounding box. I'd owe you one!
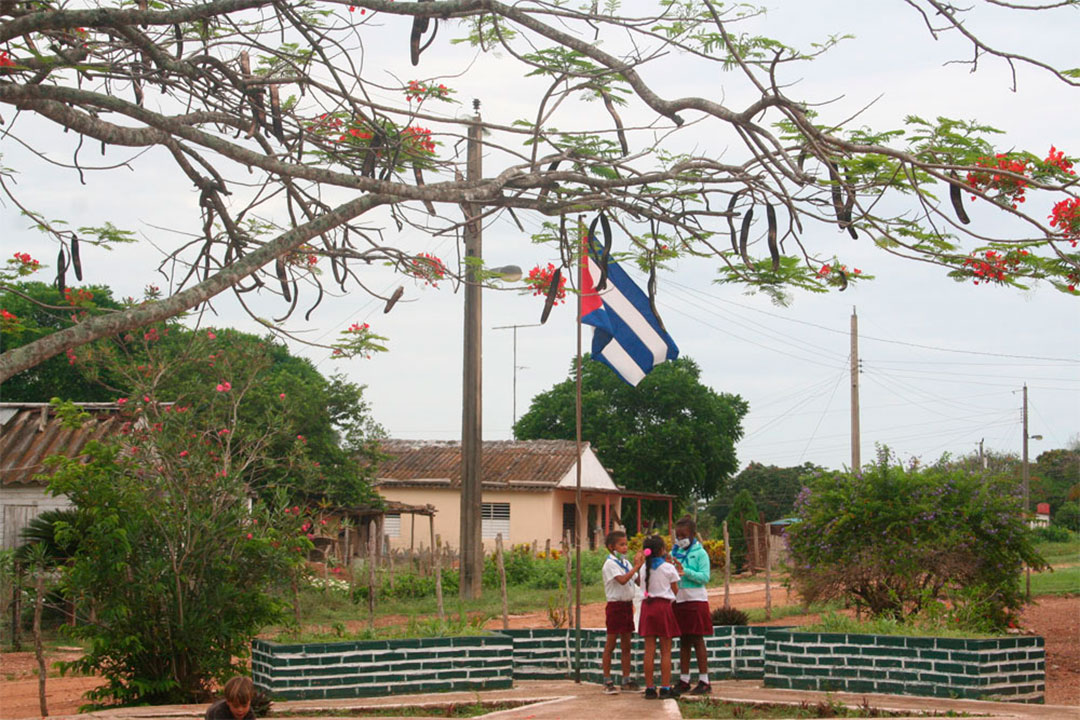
[291,506,300,514]
[279,393,286,399]
[143,395,151,403]
[301,522,311,531]
[218,428,230,436]
[246,533,253,540]
[179,450,189,458]
[117,398,128,405]
[320,519,327,525]
[307,533,316,540]
[207,331,216,339]
[216,381,232,392]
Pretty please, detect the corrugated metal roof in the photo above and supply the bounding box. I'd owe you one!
[376,439,589,490]
[1,402,126,486]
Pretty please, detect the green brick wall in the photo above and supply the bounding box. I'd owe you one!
[762,631,1045,704]
[251,635,513,700]
[500,626,774,685]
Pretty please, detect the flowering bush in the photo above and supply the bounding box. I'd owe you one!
[701,538,726,569]
[786,448,1046,630]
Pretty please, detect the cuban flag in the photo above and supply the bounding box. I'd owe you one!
[580,234,679,386]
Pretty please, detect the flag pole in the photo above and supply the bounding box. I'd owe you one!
[573,214,584,683]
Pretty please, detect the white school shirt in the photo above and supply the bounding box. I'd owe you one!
[602,555,637,602]
[639,560,680,601]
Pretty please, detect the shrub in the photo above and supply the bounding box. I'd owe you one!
[725,489,759,571]
[786,448,1046,630]
[1032,524,1075,543]
[1055,501,1080,532]
[701,538,726,569]
[710,605,749,626]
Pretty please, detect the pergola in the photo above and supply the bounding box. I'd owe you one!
[592,487,677,538]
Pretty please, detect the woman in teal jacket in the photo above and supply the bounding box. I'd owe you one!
[671,515,712,695]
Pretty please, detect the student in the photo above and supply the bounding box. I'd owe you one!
[671,515,712,695]
[637,534,682,700]
[205,676,256,720]
[601,530,644,694]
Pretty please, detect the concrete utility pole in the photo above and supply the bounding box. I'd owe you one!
[850,307,861,472]
[460,100,483,600]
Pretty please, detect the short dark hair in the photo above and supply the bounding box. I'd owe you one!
[224,676,254,705]
[674,515,697,538]
[604,530,627,549]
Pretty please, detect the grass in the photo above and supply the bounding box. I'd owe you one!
[796,612,997,639]
[1028,564,1080,596]
[744,601,841,624]
[678,698,979,718]
[1035,538,1080,566]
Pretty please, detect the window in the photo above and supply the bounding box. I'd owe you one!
[384,513,401,537]
[481,503,510,540]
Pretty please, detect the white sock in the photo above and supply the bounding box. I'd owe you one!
[680,674,691,683]
[699,674,709,684]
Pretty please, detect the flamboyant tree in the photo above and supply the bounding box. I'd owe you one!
[0,0,1077,381]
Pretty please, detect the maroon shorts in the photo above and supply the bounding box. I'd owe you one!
[638,597,680,638]
[605,600,634,634]
[674,600,713,636]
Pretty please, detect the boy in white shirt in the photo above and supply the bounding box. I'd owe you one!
[601,530,644,694]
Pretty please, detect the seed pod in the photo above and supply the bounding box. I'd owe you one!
[949,171,970,225]
[836,268,849,292]
[766,203,780,272]
[539,268,562,325]
[55,248,67,293]
[269,85,284,141]
[739,206,754,267]
[827,161,844,223]
[276,258,291,303]
[304,282,324,322]
[726,192,741,255]
[71,236,83,281]
[384,286,405,314]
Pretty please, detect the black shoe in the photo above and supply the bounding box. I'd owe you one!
[644,687,658,700]
[658,686,678,700]
[674,679,692,694]
[690,680,712,695]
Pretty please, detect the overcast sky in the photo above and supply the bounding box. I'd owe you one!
[3,1,1078,477]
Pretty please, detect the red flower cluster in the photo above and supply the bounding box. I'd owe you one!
[1,308,17,323]
[339,125,373,143]
[966,154,1029,209]
[1066,272,1078,294]
[1044,146,1075,176]
[346,322,370,333]
[0,51,15,68]
[961,249,1028,286]
[816,263,862,278]
[12,252,39,267]
[405,80,450,103]
[408,252,446,285]
[527,263,567,303]
[1049,197,1080,246]
[402,126,436,154]
[63,287,94,306]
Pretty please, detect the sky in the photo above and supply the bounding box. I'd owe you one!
[3,1,1078,477]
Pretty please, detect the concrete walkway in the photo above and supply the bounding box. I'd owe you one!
[46,680,1078,720]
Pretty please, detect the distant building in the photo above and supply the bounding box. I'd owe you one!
[1032,502,1051,529]
[374,439,673,551]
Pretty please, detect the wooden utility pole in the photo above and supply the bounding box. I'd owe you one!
[573,215,584,683]
[850,307,861,472]
[1022,384,1031,600]
[460,99,484,600]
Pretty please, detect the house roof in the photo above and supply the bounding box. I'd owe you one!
[1,402,127,487]
[375,439,619,492]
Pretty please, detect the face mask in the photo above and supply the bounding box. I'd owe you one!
[676,538,691,549]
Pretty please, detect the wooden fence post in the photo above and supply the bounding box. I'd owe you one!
[33,572,48,717]
[722,521,731,609]
[764,532,772,621]
[562,530,572,629]
[496,533,509,630]
[434,534,445,621]
[367,520,377,629]
[544,538,551,558]
[386,535,395,592]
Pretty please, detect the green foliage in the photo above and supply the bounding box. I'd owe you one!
[802,611,997,639]
[1055,501,1080,532]
[0,281,125,401]
[1033,448,1080,514]
[787,449,1047,630]
[712,461,819,523]
[724,489,760,571]
[1032,525,1076,544]
[514,356,747,516]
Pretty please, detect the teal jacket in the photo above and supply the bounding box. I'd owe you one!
[674,540,710,589]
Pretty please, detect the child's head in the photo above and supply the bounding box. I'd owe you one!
[674,515,697,546]
[643,533,666,558]
[605,530,628,555]
[223,676,254,719]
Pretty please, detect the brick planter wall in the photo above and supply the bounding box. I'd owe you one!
[251,634,513,699]
[763,631,1045,703]
[501,626,773,685]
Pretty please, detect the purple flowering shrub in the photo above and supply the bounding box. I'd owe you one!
[787,449,1047,630]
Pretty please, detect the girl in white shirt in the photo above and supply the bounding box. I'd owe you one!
[636,534,681,700]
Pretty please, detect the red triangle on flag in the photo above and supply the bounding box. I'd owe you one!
[580,254,603,318]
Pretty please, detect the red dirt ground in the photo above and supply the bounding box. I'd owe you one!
[2,591,1076,718]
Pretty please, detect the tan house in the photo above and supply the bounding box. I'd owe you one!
[374,439,673,551]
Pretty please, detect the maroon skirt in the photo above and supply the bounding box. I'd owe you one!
[674,600,713,636]
[605,600,635,634]
[638,597,680,638]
